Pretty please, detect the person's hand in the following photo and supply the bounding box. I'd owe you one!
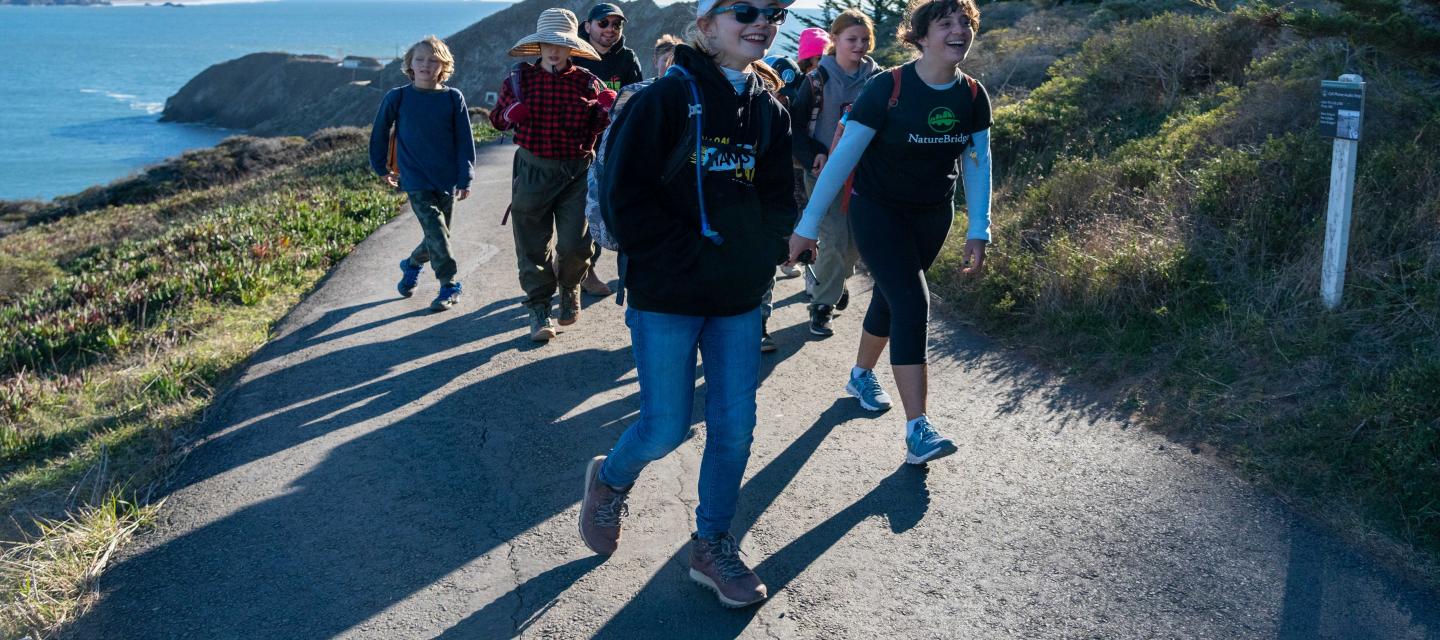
[786,233,818,267]
[962,238,987,275]
[383,173,399,188]
[596,89,618,111]
[503,102,530,125]
[811,153,827,177]
[456,188,471,201]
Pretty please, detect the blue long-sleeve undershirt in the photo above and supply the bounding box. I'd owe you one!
[794,124,992,243]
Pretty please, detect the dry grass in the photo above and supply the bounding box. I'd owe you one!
[0,494,159,640]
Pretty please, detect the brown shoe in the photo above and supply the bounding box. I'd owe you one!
[529,306,556,342]
[579,455,629,555]
[581,268,613,297]
[559,286,581,326]
[689,533,767,607]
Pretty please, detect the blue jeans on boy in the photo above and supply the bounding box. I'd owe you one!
[599,306,763,538]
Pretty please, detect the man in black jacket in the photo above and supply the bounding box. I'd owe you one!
[576,4,644,91]
[576,3,645,297]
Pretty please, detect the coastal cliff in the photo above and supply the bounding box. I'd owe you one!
[162,52,382,131]
[162,0,695,137]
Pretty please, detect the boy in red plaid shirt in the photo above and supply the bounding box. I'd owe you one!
[491,7,617,342]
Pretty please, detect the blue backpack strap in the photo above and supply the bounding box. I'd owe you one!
[664,64,723,245]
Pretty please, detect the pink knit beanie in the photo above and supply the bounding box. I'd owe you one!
[797,27,831,60]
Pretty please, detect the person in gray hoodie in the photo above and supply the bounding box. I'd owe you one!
[789,9,883,337]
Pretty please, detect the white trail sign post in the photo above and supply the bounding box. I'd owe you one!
[1319,74,1365,310]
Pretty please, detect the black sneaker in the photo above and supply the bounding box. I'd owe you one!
[809,304,834,337]
[760,319,777,353]
[835,287,850,311]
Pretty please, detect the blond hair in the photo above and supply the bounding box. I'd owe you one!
[829,9,876,55]
[403,35,456,84]
[655,33,683,59]
[684,23,783,91]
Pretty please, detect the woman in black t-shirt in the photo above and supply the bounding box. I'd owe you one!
[787,0,993,466]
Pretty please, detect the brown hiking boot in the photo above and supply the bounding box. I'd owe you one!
[579,455,629,555]
[529,306,556,342]
[689,533,767,607]
[581,268,613,296]
[559,286,581,326]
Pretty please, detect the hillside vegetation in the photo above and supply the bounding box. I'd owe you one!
[0,124,497,638]
[932,0,1440,573]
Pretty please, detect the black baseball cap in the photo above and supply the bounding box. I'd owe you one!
[587,3,625,22]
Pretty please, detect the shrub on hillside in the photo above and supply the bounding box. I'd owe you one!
[965,5,1095,101]
[992,12,1274,184]
[938,12,1440,556]
[304,127,369,153]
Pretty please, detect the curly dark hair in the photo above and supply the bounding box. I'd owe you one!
[897,0,980,51]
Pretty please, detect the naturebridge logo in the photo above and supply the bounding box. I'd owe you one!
[927,107,958,133]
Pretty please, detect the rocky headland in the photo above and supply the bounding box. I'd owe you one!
[162,0,696,136]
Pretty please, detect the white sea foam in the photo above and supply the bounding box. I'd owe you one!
[80,88,163,114]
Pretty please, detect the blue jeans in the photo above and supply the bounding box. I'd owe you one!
[600,306,763,537]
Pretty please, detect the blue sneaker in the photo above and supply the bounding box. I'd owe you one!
[430,281,462,312]
[397,259,422,297]
[905,417,957,465]
[845,369,893,411]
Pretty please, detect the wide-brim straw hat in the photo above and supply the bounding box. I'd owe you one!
[509,8,602,61]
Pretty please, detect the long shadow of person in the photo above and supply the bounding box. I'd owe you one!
[67,341,645,639]
[590,401,932,639]
[143,297,530,503]
[434,556,608,639]
[247,298,399,366]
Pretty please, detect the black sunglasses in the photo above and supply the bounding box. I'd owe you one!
[596,17,625,29]
[712,3,788,25]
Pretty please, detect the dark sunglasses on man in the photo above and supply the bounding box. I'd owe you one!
[711,3,788,25]
[595,17,625,30]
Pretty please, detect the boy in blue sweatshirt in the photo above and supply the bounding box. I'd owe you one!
[369,35,477,312]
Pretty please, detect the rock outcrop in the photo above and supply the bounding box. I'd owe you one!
[162,52,382,131]
[162,0,696,136]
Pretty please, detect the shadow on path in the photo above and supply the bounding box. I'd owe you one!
[592,400,930,639]
[1277,518,1440,639]
[436,556,607,639]
[67,301,642,638]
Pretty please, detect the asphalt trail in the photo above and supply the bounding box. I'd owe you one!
[66,144,1439,639]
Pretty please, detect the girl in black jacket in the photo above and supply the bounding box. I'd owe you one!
[578,0,797,609]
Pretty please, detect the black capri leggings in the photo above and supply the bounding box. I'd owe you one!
[848,193,953,366]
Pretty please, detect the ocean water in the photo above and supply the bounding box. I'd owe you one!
[0,0,821,201]
[0,1,506,201]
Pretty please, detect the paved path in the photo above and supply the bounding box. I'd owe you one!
[67,144,1439,639]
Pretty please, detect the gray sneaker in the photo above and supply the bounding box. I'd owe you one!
[529,306,557,342]
[579,456,629,555]
[845,368,893,411]
[689,533,767,608]
[905,416,958,465]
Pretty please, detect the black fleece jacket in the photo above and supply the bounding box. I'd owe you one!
[574,30,644,90]
[601,45,797,317]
